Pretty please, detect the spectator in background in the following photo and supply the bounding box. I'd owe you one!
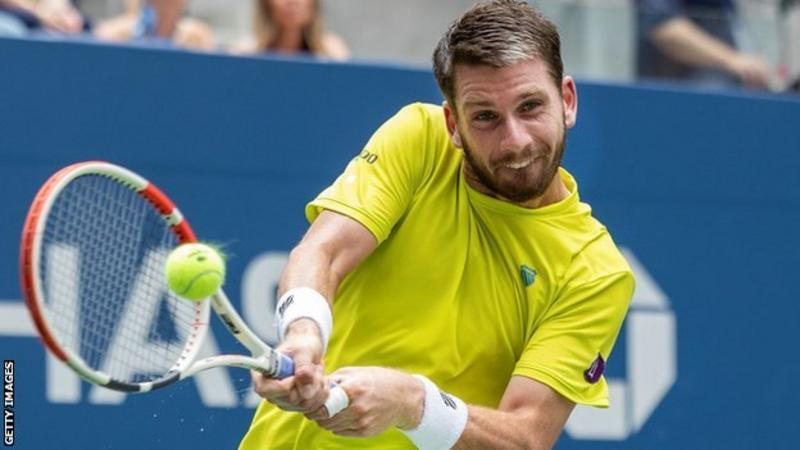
[0,0,89,36]
[94,0,214,51]
[781,0,800,92]
[637,0,773,89]
[232,0,349,60]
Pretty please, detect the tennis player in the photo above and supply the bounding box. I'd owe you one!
[240,1,634,448]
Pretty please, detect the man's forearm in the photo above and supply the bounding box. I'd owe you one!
[276,243,340,348]
[277,210,377,309]
[452,405,564,450]
[279,243,340,302]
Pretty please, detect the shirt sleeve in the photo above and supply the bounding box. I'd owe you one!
[306,103,433,243]
[513,261,634,407]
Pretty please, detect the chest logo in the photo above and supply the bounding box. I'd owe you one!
[520,265,537,287]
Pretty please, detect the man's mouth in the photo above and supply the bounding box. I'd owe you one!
[502,159,532,170]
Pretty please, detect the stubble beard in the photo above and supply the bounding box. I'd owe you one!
[461,128,566,204]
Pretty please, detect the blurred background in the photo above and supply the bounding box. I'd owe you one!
[115,0,798,90]
[1,0,799,91]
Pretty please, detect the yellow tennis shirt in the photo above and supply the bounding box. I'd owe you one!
[240,103,634,449]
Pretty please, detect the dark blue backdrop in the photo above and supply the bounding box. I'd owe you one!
[1,37,799,449]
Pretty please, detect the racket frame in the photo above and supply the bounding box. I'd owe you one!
[19,161,288,393]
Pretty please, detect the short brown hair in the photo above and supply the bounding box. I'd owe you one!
[432,0,564,106]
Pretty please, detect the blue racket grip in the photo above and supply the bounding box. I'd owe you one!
[275,352,295,379]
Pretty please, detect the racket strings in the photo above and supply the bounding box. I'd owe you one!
[41,174,199,384]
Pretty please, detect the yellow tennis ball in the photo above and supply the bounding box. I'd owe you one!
[164,243,225,301]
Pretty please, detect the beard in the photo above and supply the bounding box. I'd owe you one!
[461,127,566,204]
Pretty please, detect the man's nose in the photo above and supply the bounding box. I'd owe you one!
[499,118,532,153]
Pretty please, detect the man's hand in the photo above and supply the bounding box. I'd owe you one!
[725,53,772,89]
[311,367,424,437]
[251,319,329,414]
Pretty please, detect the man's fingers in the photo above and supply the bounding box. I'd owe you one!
[324,414,373,437]
[292,354,327,400]
[316,403,358,430]
[251,370,294,398]
[304,404,330,421]
[293,363,318,399]
[329,429,363,437]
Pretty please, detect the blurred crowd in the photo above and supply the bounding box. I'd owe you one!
[0,0,349,59]
[637,0,800,91]
[0,0,797,93]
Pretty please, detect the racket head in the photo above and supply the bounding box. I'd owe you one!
[20,161,210,392]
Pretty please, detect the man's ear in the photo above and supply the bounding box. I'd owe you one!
[561,76,578,129]
[443,101,463,148]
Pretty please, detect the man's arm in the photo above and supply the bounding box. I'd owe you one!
[649,16,772,88]
[279,209,377,301]
[453,376,574,449]
[251,210,377,412]
[313,368,574,449]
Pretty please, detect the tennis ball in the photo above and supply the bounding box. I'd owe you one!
[164,243,225,301]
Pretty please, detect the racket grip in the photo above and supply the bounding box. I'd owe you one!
[275,352,295,379]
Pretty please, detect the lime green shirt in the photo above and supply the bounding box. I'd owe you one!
[240,103,634,450]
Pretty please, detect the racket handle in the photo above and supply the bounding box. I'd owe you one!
[275,352,295,379]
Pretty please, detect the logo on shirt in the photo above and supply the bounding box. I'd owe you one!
[356,149,378,164]
[520,265,537,287]
[583,353,605,384]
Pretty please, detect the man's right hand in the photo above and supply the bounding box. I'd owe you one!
[251,318,329,414]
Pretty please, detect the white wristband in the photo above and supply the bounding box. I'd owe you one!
[401,375,468,450]
[275,287,332,351]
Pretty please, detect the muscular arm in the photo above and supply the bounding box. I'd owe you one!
[251,210,377,411]
[316,370,574,449]
[279,209,377,302]
[453,376,574,450]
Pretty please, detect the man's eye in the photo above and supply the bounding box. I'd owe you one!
[520,101,540,112]
[474,111,497,121]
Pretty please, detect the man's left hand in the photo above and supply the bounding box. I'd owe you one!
[308,367,424,437]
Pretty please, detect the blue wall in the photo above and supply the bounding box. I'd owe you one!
[1,37,800,449]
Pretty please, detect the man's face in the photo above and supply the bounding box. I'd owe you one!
[445,59,577,205]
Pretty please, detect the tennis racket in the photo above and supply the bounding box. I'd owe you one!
[19,161,348,415]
